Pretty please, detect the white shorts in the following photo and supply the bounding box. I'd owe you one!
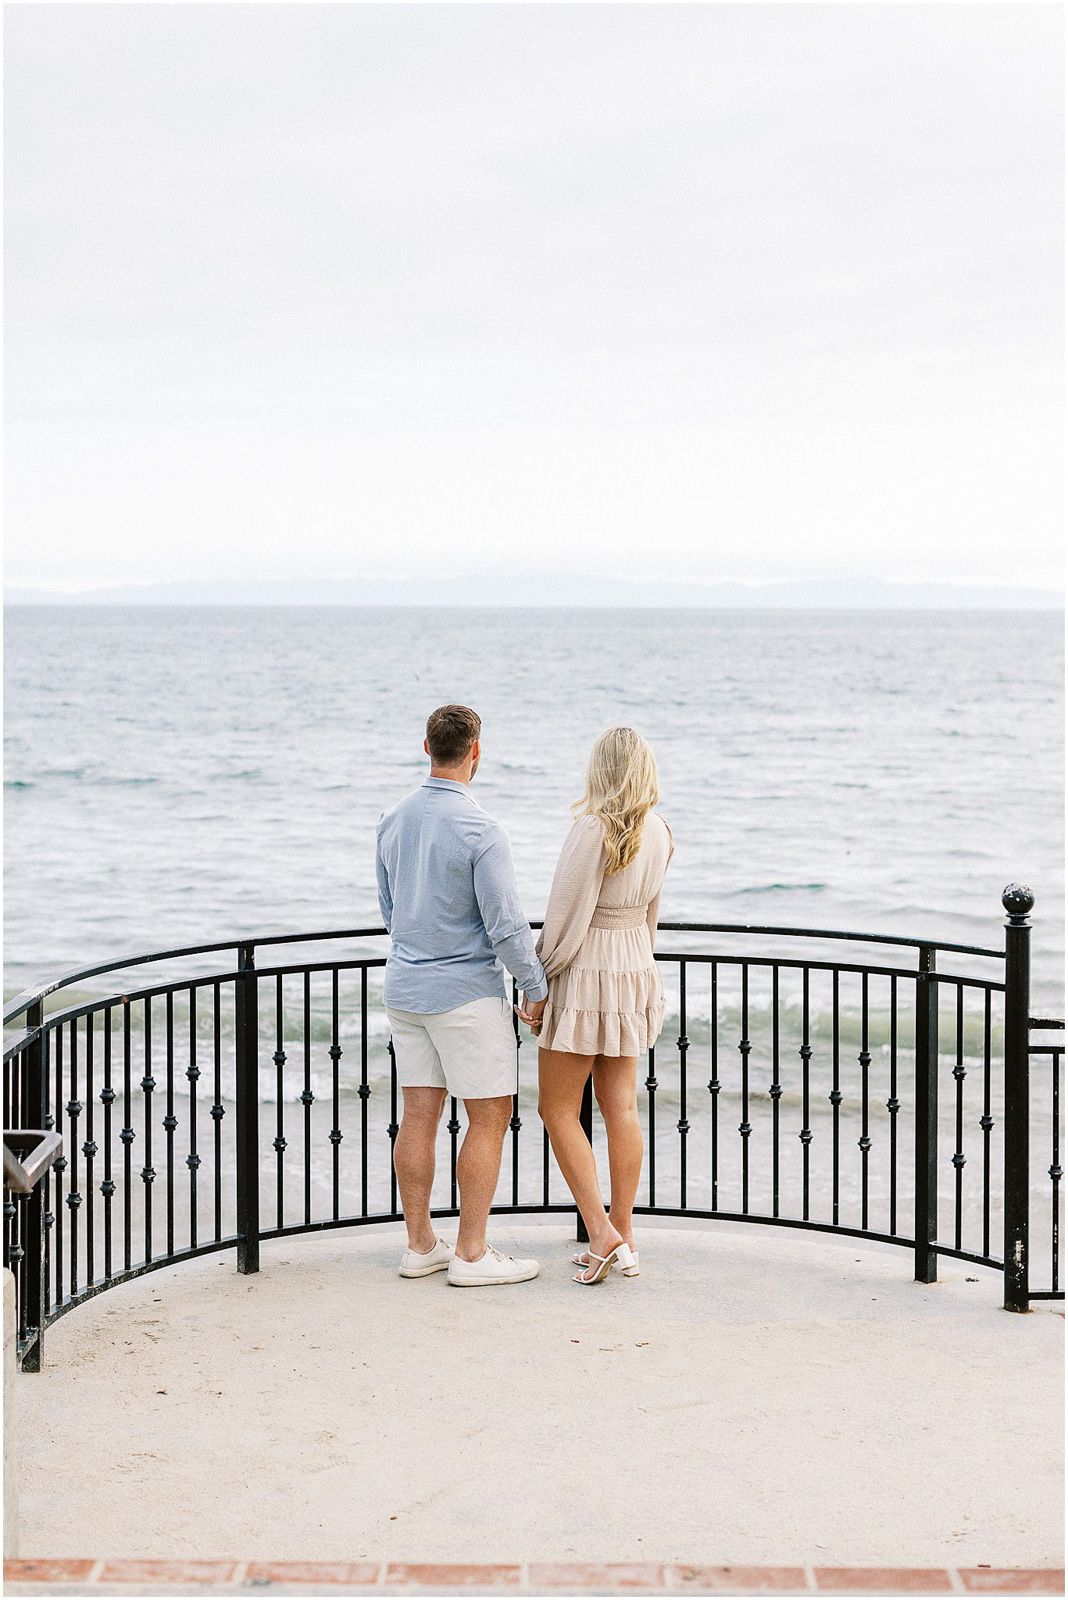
[385,995,518,1100]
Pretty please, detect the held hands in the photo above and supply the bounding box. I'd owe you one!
[515,994,547,1037]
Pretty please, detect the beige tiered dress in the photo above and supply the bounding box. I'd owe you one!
[535,811,673,1058]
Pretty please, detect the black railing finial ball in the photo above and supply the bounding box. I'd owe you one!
[1002,883,1035,924]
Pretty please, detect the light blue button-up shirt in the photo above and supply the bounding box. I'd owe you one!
[376,777,548,1014]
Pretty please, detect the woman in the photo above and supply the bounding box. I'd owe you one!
[521,727,672,1283]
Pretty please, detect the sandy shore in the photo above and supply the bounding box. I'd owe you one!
[14,1219,1063,1568]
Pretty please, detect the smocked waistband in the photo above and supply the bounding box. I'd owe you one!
[588,905,648,931]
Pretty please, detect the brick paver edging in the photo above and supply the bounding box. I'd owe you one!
[3,1563,1064,1596]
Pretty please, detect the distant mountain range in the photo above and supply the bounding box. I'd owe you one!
[5,576,1063,609]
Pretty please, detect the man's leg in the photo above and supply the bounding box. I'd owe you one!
[455,1095,512,1261]
[394,1086,448,1254]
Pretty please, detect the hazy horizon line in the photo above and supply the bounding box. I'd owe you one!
[5,574,1064,611]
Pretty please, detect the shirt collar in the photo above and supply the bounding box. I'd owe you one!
[424,777,473,795]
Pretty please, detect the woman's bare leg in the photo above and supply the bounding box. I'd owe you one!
[592,1054,643,1249]
[538,1047,623,1260]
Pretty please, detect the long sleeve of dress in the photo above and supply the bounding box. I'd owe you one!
[535,817,607,980]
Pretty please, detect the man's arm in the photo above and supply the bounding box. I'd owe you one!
[472,826,547,1001]
[375,831,394,934]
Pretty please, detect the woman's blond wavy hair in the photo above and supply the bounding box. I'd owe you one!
[573,727,659,876]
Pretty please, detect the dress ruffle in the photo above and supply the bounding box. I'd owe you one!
[539,954,666,1057]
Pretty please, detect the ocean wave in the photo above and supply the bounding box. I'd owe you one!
[731,883,829,895]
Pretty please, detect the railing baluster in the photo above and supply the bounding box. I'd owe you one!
[15,1057,30,1343]
[952,984,966,1250]
[980,989,993,1258]
[739,964,751,1214]
[329,970,342,1222]
[913,946,939,1285]
[101,1011,114,1282]
[3,1149,17,1305]
[235,946,260,1274]
[388,1037,399,1215]
[888,975,899,1235]
[510,1092,521,1206]
[709,962,719,1211]
[449,1097,460,1210]
[66,1018,81,1297]
[274,975,287,1231]
[858,972,871,1232]
[121,1003,132,1274]
[829,969,840,1226]
[211,984,223,1243]
[578,1076,593,1243]
[5,1164,23,1355]
[6,1163,23,1346]
[770,965,782,1219]
[646,1044,657,1208]
[677,961,689,1208]
[301,974,313,1226]
[359,969,369,1217]
[40,1027,54,1327]
[799,967,812,1221]
[1051,1048,1062,1294]
[84,1014,96,1287]
[164,994,176,1260]
[142,998,155,1265]
[1002,886,1032,1312]
[187,988,199,1251]
[510,980,521,1206]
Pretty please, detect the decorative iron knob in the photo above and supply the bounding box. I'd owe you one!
[1002,883,1035,922]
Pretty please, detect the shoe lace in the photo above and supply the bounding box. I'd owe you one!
[486,1245,513,1264]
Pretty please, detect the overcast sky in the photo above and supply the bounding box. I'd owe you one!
[5,3,1063,592]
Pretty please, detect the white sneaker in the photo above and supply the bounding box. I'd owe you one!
[399,1237,454,1278]
[447,1244,540,1287]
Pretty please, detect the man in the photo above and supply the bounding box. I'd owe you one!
[376,704,547,1286]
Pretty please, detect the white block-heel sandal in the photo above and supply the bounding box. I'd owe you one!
[573,1242,637,1283]
[574,1248,640,1278]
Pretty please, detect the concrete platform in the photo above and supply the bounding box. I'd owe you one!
[13,1221,1063,1570]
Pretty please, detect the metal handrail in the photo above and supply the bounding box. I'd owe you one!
[2,918,1007,1028]
[3,1132,63,1195]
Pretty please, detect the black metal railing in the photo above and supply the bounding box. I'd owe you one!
[3,885,1062,1370]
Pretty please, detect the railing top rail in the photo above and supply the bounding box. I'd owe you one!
[4,917,1008,1028]
[654,922,1005,958]
[2,926,388,1026]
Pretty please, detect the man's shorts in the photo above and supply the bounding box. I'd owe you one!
[385,995,518,1100]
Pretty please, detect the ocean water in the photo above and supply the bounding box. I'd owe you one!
[5,606,1063,1263]
[3,606,1063,1007]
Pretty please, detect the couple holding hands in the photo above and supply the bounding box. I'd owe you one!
[375,703,672,1287]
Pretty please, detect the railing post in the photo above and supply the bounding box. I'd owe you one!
[20,1004,46,1372]
[1002,884,1033,1312]
[235,945,260,1275]
[576,1075,593,1244]
[914,946,939,1283]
